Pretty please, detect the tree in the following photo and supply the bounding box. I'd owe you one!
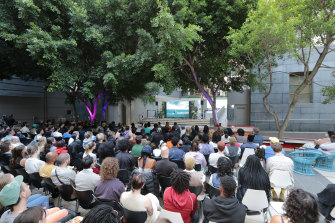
[229,0,335,138]
[149,0,254,124]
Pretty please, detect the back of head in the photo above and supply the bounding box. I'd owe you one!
[253,127,260,134]
[255,147,265,160]
[327,131,335,137]
[136,135,142,144]
[331,135,335,143]
[171,169,190,194]
[229,136,237,146]
[160,144,169,158]
[171,136,179,146]
[217,157,233,177]
[247,134,255,142]
[84,131,92,139]
[220,175,236,198]
[241,155,269,190]
[203,125,209,134]
[237,128,245,136]
[185,156,195,169]
[183,137,191,145]
[81,155,94,169]
[0,141,10,153]
[202,134,209,143]
[82,204,120,223]
[131,173,146,191]
[284,189,319,223]
[217,141,225,152]
[212,131,221,143]
[96,133,104,141]
[45,152,57,164]
[226,128,233,136]
[100,157,119,181]
[56,153,70,165]
[190,142,199,152]
[57,140,65,148]
[27,145,38,156]
[272,143,282,153]
[117,139,130,152]
[13,206,45,223]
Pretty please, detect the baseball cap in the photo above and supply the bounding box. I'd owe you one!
[269,137,279,143]
[0,175,23,207]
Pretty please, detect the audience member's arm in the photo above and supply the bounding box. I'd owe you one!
[144,196,154,216]
[320,142,335,151]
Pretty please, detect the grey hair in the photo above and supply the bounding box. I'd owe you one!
[56,153,70,165]
[96,133,104,141]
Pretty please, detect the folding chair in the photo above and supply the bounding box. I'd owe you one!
[270,170,293,199]
[239,148,255,167]
[242,189,269,223]
[158,209,183,223]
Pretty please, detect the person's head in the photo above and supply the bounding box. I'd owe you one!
[27,145,39,156]
[255,146,265,160]
[253,127,260,135]
[13,206,46,223]
[190,142,199,152]
[326,131,334,137]
[220,175,236,198]
[10,145,25,163]
[217,141,225,152]
[237,128,245,136]
[37,137,47,148]
[0,141,11,153]
[135,135,142,144]
[131,173,146,191]
[202,134,209,143]
[272,143,282,153]
[36,128,44,135]
[56,153,70,167]
[45,152,58,165]
[96,133,105,142]
[85,141,96,154]
[0,174,14,191]
[217,157,233,177]
[46,137,55,145]
[11,136,20,144]
[185,127,191,135]
[229,137,237,146]
[283,189,319,223]
[160,144,169,158]
[82,204,120,223]
[269,137,279,145]
[100,157,119,181]
[185,156,195,170]
[171,136,179,147]
[57,140,66,148]
[330,135,335,143]
[117,139,130,152]
[84,131,92,139]
[81,155,94,169]
[212,131,221,143]
[0,175,31,208]
[203,125,209,134]
[182,137,191,146]
[247,134,255,142]
[226,128,234,136]
[170,169,190,194]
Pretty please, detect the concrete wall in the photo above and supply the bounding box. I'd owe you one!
[250,48,335,131]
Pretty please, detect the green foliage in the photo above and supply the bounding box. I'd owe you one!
[322,74,335,104]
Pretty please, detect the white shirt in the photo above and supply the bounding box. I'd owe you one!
[21,126,30,134]
[83,152,97,162]
[52,131,62,138]
[266,153,294,186]
[51,167,76,186]
[25,157,45,174]
[319,142,335,154]
[208,152,226,168]
[75,169,100,191]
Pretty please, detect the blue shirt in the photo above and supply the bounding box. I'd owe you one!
[63,133,71,138]
[253,134,264,146]
[265,146,286,159]
[240,142,258,156]
[169,147,185,161]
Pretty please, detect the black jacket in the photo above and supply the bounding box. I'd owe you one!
[203,196,246,223]
[129,169,159,197]
[154,158,178,177]
[318,184,335,220]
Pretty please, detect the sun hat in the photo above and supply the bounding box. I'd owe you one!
[269,137,279,143]
[0,175,23,207]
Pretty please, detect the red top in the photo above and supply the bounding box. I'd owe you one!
[55,146,68,154]
[163,187,197,223]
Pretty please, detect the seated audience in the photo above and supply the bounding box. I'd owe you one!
[54,140,68,155]
[208,141,226,168]
[154,145,178,177]
[10,136,22,149]
[317,184,335,222]
[37,137,47,155]
[199,134,214,155]
[266,143,294,201]
[184,142,207,168]
[240,134,258,156]
[9,145,26,169]
[98,141,115,162]
[166,134,174,149]
[94,157,125,202]
[252,127,264,146]
[221,128,231,143]
[121,174,161,223]
[81,204,121,223]
[235,128,247,144]
[255,146,266,168]
[1,129,15,142]
[39,152,58,178]
[51,126,62,138]
[209,157,234,189]
[270,189,319,223]
[83,142,97,162]
[75,156,100,191]
[25,145,45,174]
[319,134,335,154]
[95,133,104,154]
[13,206,69,223]
[224,137,241,168]
[83,131,95,148]
[163,170,197,223]
[45,137,57,153]
[203,176,246,223]
[314,131,334,148]
[179,137,191,154]
[0,141,12,165]
[184,156,205,188]
[209,131,221,150]
[237,155,271,202]
[265,137,286,159]
[131,135,143,157]
[138,146,156,171]
[51,153,76,186]
[115,139,135,174]
[168,137,185,161]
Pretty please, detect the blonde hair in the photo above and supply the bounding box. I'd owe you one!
[229,136,237,146]
[85,142,96,154]
[185,156,195,169]
[0,174,13,191]
[37,137,47,149]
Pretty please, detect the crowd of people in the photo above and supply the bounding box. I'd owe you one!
[0,118,332,223]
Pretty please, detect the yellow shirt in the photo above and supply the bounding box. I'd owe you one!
[39,164,57,178]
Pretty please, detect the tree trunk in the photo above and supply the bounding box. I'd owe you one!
[211,95,218,125]
[72,102,78,123]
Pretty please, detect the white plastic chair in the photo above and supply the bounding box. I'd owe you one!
[270,170,293,199]
[239,148,255,167]
[242,189,269,222]
[158,209,184,223]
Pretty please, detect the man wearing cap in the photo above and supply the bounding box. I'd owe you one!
[265,137,286,160]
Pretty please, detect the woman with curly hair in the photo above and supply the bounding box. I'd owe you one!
[270,189,319,223]
[94,157,125,202]
[209,157,235,189]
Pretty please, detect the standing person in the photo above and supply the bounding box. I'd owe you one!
[163,170,197,223]
[25,145,45,174]
[270,189,319,223]
[253,127,264,146]
[237,155,271,202]
[208,141,226,168]
[203,176,246,223]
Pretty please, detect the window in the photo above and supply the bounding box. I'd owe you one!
[289,72,312,103]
